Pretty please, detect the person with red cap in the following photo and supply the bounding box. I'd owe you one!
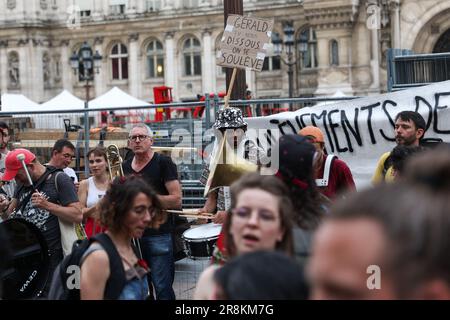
[0,148,82,298]
[298,126,356,199]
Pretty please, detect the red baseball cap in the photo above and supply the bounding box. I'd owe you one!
[298,126,325,143]
[1,149,36,181]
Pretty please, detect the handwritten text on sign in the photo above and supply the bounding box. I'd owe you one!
[217,15,274,72]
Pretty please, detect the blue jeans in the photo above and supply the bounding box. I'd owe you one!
[140,233,176,300]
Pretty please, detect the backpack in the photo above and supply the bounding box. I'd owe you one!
[48,233,126,300]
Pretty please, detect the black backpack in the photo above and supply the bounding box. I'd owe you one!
[48,233,126,300]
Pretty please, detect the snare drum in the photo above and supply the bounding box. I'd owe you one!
[182,223,222,260]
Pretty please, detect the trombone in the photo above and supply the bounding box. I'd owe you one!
[105,144,144,260]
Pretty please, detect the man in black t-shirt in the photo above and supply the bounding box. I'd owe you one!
[0,148,82,298]
[122,124,181,300]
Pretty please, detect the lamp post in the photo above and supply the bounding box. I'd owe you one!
[70,42,102,177]
[273,21,308,111]
[70,42,102,101]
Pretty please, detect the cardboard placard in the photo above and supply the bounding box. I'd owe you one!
[217,14,274,72]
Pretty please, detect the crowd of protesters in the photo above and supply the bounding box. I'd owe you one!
[1,109,449,300]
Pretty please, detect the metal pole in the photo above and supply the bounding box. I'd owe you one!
[287,43,294,111]
[84,81,90,178]
[204,93,211,130]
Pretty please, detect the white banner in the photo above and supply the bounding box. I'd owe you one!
[245,80,450,190]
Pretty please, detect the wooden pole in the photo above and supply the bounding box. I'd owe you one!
[224,0,246,113]
[224,68,237,109]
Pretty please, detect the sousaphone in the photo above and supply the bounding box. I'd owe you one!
[204,130,257,196]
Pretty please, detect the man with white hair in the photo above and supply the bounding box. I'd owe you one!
[122,123,182,300]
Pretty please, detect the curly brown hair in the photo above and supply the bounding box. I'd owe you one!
[99,176,166,233]
[223,173,295,259]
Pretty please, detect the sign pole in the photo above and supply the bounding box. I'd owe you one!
[224,68,238,109]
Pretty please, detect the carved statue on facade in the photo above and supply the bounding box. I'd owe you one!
[43,53,51,87]
[8,52,20,88]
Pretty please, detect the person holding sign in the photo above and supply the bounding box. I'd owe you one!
[372,111,426,184]
[198,107,267,224]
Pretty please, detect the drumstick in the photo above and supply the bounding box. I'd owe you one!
[166,209,214,217]
[17,154,34,188]
[179,214,216,220]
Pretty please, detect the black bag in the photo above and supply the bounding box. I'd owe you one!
[48,233,126,300]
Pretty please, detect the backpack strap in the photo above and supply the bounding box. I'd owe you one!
[316,155,336,187]
[91,233,127,300]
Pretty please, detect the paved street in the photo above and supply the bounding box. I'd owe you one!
[174,257,210,300]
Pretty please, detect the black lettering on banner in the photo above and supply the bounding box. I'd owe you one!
[272,119,291,135]
[415,96,433,131]
[328,109,348,153]
[361,102,381,144]
[299,113,311,128]
[284,120,298,134]
[434,92,450,134]
[294,115,304,131]
[380,100,397,141]
[341,109,363,152]
[311,110,335,153]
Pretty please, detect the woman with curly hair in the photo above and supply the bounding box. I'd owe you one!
[79,176,165,300]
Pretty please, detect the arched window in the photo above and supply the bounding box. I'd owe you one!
[262,32,281,71]
[146,40,164,78]
[330,39,339,66]
[183,37,201,76]
[297,28,317,69]
[111,43,128,80]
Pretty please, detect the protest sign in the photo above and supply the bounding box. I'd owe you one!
[217,14,274,72]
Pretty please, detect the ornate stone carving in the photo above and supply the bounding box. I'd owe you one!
[129,33,139,42]
[17,39,30,46]
[53,54,62,83]
[60,39,70,47]
[165,31,175,39]
[32,39,44,47]
[43,52,51,88]
[40,0,48,10]
[7,0,16,10]
[8,51,20,89]
[94,37,104,45]
[0,40,8,48]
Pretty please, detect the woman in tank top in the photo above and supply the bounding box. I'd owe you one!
[80,176,166,300]
[78,147,110,238]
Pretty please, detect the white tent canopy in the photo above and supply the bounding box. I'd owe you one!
[89,87,152,110]
[1,93,39,112]
[88,87,155,125]
[40,90,85,110]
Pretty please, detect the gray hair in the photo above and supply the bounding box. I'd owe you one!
[129,123,153,138]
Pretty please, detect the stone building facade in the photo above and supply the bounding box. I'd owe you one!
[0,0,449,103]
